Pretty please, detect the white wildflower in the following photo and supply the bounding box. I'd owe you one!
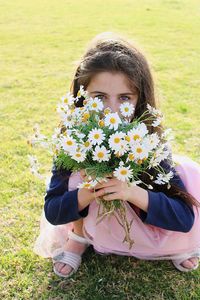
[104,112,122,130]
[113,162,133,182]
[93,145,110,162]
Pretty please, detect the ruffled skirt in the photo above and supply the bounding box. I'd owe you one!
[33,154,200,261]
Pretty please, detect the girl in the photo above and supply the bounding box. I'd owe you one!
[33,32,200,278]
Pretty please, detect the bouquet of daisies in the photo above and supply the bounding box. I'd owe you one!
[28,86,174,249]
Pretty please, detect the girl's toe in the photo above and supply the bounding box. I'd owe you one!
[54,262,65,273]
[189,257,199,267]
[59,264,73,275]
[180,259,194,269]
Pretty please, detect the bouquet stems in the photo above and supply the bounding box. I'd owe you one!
[95,196,135,250]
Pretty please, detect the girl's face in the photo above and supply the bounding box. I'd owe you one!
[86,71,138,117]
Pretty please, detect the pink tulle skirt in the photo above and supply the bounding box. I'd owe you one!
[33,154,200,261]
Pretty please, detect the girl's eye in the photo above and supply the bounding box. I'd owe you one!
[96,95,105,100]
[120,96,130,101]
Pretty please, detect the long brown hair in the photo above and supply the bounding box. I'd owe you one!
[69,31,199,209]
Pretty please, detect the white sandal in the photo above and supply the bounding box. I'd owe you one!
[52,230,90,278]
[172,256,199,272]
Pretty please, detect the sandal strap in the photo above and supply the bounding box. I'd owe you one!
[53,251,82,271]
[68,229,90,245]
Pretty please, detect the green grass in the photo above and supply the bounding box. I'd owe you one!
[1,0,200,299]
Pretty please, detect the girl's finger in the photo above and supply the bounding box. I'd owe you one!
[102,192,119,201]
[93,187,107,198]
[100,186,118,195]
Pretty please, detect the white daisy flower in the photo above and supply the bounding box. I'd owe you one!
[154,171,174,185]
[147,104,163,117]
[104,112,122,130]
[126,152,136,162]
[113,162,133,182]
[130,141,149,160]
[56,103,68,118]
[62,111,76,128]
[93,145,110,162]
[71,150,86,162]
[61,92,75,107]
[88,128,105,145]
[143,133,160,151]
[82,140,93,151]
[152,116,163,127]
[120,102,135,117]
[127,123,148,144]
[88,97,104,112]
[77,179,98,189]
[74,130,85,140]
[61,136,77,153]
[148,145,171,168]
[161,128,173,139]
[76,85,89,99]
[52,127,61,141]
[108,132,126,151]
[113,140,129,156]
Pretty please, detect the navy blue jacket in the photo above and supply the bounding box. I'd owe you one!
[44,158,194,233]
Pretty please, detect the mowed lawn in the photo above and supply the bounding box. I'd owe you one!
[1,0,200,299]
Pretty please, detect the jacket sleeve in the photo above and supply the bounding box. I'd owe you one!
[44,163,89,225]
[138,149,195,233]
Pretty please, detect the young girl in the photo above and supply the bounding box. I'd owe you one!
[33,32,200,278]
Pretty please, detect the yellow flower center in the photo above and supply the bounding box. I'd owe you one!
[94,133,100,139]
[64,98,69,104]
[66,140,73,146]
[114,137,120,143]
[120,169,128,175]
[133,134,140,140]
[136,147,142,153]
[98,120,105,127]
[115,152,121,157]
[97,152,104,158]
[128,153,135,160]
[76,153,81,157]
[125,136,130,142]
[124,107,129,112]
[92,103,97,108]
[104,108,111,115]
[84,141,90,147]
[83,112,90,119]
[110,117,116,124]
[84,183,91,188]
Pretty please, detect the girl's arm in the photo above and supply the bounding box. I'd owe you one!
[128,159,195,233]
[44,163,89,225]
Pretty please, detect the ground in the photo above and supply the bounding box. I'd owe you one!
[0,0,200,299]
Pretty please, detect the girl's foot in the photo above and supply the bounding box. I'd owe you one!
[172,256,199,272]
[180,257,199,269]
[53,233,88,276]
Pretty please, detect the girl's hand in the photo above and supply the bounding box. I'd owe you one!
[77,184,107,211]
[91,177,149,213]
[79,169,88,181]
[93,177,133,202]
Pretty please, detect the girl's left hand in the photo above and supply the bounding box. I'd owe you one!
[93,177,133,202]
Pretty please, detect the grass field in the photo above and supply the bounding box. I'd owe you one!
[1,0,200,299]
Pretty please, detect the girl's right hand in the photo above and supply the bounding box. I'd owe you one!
[77,186,105,211]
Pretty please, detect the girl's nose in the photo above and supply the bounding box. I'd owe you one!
[105,98,119,113]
